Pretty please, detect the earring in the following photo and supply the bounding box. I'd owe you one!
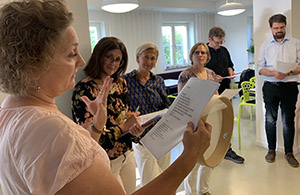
[35,81,40,92]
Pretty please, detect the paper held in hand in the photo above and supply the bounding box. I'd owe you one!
[222,75,236,79]
[220,88,242,100]
[138,109,168,127]
[275,61,298,73]
[140,77,220,160]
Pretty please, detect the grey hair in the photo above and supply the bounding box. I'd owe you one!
[135,42,159,57]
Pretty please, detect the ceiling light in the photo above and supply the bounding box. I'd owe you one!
[101,0,139,13]
[217,0,246,16]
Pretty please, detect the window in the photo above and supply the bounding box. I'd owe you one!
[89,22,105,51]
[162,23,189,70]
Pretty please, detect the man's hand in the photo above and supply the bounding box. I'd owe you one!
[228,67,236,77]
[274,71,288,80]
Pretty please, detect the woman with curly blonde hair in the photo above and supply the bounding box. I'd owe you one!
[0,1,211,194]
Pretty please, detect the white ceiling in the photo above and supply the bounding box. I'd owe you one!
[87,0,253,13]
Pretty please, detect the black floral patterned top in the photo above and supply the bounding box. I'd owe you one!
[71,77,138,160]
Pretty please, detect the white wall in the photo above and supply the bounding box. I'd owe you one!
[215,6,253,74]
[291,0,300,40]
[55,0,91,118]
[291,0,300,155]
[253,0,300,152]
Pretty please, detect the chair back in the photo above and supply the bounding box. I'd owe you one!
[241,81,254,102]
[238,69,254,96]
[249,76,255,88]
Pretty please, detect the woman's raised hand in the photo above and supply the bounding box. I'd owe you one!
[81,76,113,130]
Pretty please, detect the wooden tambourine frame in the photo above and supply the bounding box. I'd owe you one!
[197,96,234,168]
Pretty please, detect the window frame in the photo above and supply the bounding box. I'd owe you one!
[89,22,105,51]
[162,22,190,70]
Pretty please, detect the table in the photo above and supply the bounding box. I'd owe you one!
[164,79,178,95]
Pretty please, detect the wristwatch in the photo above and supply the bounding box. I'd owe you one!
[289,70,293,76]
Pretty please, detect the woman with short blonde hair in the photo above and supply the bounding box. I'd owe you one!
[124,42,171,186]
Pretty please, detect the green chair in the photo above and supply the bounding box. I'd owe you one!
[249,76,255,98]
[167,94,177,104]
[249,76,255,87]
[234,81,255,149]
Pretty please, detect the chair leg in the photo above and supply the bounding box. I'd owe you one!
[250,105,253,120]
[238,105,243,149]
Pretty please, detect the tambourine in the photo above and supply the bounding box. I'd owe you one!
[197,95,234,168]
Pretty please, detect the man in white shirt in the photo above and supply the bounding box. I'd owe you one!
[257,14,300,168]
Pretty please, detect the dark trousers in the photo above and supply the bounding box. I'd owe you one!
[218,79,230,94]
[262,81,299,153]
[218,79,233,153]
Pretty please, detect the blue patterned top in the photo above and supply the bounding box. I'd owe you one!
[123,70,170,115]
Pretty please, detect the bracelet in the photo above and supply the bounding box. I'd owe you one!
[117,125,123,134]
[91,124,104,134]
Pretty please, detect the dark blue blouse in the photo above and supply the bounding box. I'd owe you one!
[123,70,170,115]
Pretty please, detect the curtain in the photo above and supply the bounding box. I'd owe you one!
[101,11,163,73]
[195,13,215,43]
[88,10,215,73]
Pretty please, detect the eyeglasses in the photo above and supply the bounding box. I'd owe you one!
[193,51,207,56]
[104,55,123,66]
[272,26,286,31]
[212,38,225,45]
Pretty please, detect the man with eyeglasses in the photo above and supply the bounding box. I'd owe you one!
[206,26,245,164]
[258,14,300,168]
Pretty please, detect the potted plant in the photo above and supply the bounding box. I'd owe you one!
[247,38,254,68]
[247,38,254,55]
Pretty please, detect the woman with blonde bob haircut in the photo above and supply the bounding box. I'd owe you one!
[135,42,159,67]
[124,42,171,186]
[0,1,212,195]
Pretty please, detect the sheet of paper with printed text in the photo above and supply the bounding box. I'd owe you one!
[141,77,220,159]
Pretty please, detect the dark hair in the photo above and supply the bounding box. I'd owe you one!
[208,27,225,39]
[84,37,128,81]
[0,0,73,96]
[189,42,211,65]
[268,14,286,27]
